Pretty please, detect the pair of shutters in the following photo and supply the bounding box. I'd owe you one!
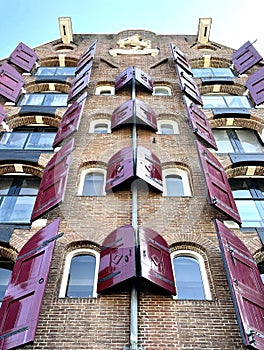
[105,146,163,192]
[97,225,176,295]
[170,43,203,105]
[115,66,153,92]
[111,98,157,131]
[67,41,97,103]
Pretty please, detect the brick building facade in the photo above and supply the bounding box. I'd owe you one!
[0,17,263,350]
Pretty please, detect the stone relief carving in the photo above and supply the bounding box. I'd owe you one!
[109,34,159,56]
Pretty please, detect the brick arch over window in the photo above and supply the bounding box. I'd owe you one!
[162,162,193,188]
[225,165,264,179]
[190,57,231,69]
[5,114,61,130]
[199,83,246,95]
[25,82,70,94]
[0,246,17,262]
[210,116,264,134]
[38,56,78,67]
[0,164,43,177]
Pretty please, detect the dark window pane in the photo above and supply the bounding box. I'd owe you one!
[0,259,13,303]
[173,256,205,299]
[66,254,96,298]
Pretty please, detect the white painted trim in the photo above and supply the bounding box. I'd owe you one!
[163,168,191,196]
[78,168,106,196]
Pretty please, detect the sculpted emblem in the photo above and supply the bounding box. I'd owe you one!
[117,34,151,50]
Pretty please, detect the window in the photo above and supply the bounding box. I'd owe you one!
[95,86,115,96]
[213,128,264,153]
[202,95,252,109]
[258,262,264,283]
[34,67,76,76]
[172,250,211,300]
[59,248,99,298]
[0,258,13,305]
[229,177,264,228]
[157,120,179,135]
[0,175,40,223]
[89,120,110,134]
[153,86,171,96]
[163,168,191,196]
[79,169,106,196]
[18,93,68,107]
[192,68,234,78]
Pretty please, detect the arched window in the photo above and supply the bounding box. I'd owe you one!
[95,86,115,96]
[78,169,106,196]
[172,250,211,300]
[0,257,13,305]
[157,120,179,135]
[89,120,110,134]
[163,168,191,197]
[153,86,172,96]
[59,248,99,298]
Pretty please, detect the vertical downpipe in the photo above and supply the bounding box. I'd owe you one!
[130,66,139,350]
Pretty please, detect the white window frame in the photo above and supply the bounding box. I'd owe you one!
[172,249,212,300]
[89,119,111,134]
[153,86,172,96]
[95,86,115,96]
[163,168,191,197]
[59,248,100,298]
[157,120,179,135]
[78,168,106,196]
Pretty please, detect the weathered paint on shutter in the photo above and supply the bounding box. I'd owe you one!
[31,140,74,221]
[136,146,163,192]
[214,219,264,349]
[111,100,133,129]
[170,43,193,75]
[75,40,97,75]
[105,147,134,191]
[232,41,263,74]
[0,218,61,350]
[53,92,86,147]
[115,66,133,91]
[0,104,6,124]
[184,98,217,150]
[0,63,24,102]
[67,69,91,103]
[176,66,203,105]
[8,42,38,72]
[196,141,241,224]
[246,67,264,106]
[139,227,176,295]
[134,68,153,92]
[97,225,136,292]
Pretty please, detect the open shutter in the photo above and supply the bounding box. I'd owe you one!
[134,68,153,92]
[232,41,263,74]
[53,92,86,147]
[9,42,38,72]
[115,66,134,91]
[170,43,193,75]
[214,219,264,349]
[115,67,153,92]
[31,139,74,221]
[184,98,217,150]
[0,105,6,124]
[75,40,97,75]
[136,146,163,192]
[176,66,203,105]
[139,227,176,294]
[105,147,134,191]
[97,225,136,292]
[0,218,61,350]
[67,67,92,103]
[0,63,24,102]
[196,141,241,224]
[246,67,264,106]
[111,99,157,131]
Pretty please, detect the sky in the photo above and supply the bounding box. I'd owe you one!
[0,0,263,59]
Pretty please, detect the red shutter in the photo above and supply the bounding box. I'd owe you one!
[170,43,193,75]
[196,141,241,224]
[136,146,163,192]
[105,147,134,191]
[134,68,153,92]
[184,98,217,150]
[115,66,133,91]
[111,99,157,131]
[0,63,24,102]
[9,42,38,72]
[53,92,86,147]
[140,227,176,294]
[0,218,61,350]
[67,69,91,103]
[31,140,74,221]
[97,225,136,292]
[176,66,203,105]
[246,67,264,106]
[0,105,6,124]
[214,219,264,349]
[75,40,97,75]
[232,41,263,74]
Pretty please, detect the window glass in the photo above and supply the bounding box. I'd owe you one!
[258,262,264,284]
[82,172,104,196]
[94,124,108,134]
[160,124,174,135]
[192,68,234,78]
[202,95,251,109]
[35,67,75,76]
[0,259,13,305]
[0,131,56,151]
[213,130,234,153]
[66,254,96,298]
[165,175,184,196]
[235,130,264,153]
[173,256,205,299]
[19,93,68,107]
[153,87,171,96]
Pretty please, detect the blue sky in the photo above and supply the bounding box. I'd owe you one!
[1,0,263,59]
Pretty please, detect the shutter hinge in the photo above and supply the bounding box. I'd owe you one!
[0,326,28,340]
[247,329,264,345]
